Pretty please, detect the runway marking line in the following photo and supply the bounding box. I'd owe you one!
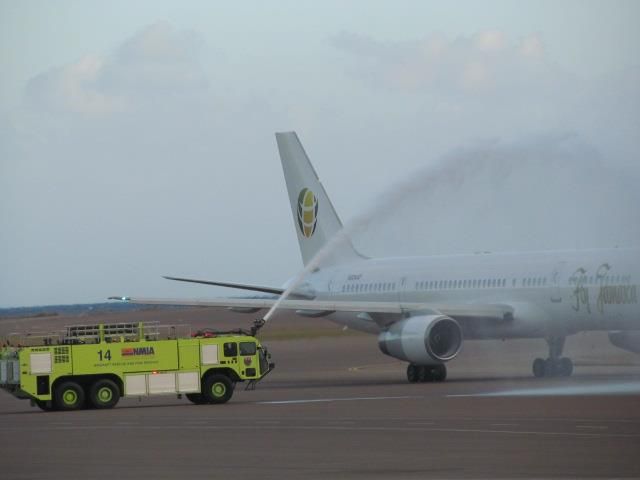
[27,424,640,439]
[256,395,423,405]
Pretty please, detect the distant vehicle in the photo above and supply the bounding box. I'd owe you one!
[112,132,640,383]
[0,322,273,410]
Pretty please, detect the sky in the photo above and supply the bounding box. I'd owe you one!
[1,0,639,307]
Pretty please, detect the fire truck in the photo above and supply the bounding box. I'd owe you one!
[0,322,273,411]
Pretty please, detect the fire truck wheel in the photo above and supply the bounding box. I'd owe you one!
[54,381,85,411]
[89,379,120,409]
[202,374,233,404]
[186,393,207,404]
[34,400,54,411]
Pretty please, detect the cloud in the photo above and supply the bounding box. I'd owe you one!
[331,30,558,95]
[24,22,208,115]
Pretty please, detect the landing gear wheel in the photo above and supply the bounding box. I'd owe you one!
[543,358,558,377]
[54,381,85,411]
[406,364,420,383]
[558,357,573,377]
[202,374,233,404]
[89,379,119,409]
[418,366,431,382]
[532,358,545,378]
[186,393,207,404]
[432,364,447,382]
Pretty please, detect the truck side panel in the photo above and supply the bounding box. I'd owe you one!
[71,341,179,375]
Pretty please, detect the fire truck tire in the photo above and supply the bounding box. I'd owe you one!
[202,374,233,404]
[54,381,85,411]
[34,400,54,411]
[186,393,207,404]
[89,379,120,409]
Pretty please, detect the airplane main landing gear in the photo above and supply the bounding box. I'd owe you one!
[532,337,574,378]
[407,363,447,383]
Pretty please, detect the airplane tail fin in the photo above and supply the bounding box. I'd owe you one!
[276,131,366,267]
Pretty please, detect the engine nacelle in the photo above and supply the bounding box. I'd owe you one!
[378,315,463,365]
[609,331,640,354]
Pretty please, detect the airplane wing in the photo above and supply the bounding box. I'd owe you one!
[108,296,514,327]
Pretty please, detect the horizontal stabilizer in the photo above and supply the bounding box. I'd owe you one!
[163,276,312,299]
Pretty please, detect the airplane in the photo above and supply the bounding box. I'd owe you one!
[112,132,640,383]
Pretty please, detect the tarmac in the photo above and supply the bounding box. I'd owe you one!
[1,309,639,479]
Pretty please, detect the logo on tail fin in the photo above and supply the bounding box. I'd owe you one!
[297,188,318,238]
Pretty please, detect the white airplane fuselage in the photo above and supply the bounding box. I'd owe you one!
[304,247,640,339]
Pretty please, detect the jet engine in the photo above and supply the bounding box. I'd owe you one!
[378,315,463,365]
[608,331,640,354]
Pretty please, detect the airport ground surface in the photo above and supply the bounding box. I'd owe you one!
[1,308,639,479]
